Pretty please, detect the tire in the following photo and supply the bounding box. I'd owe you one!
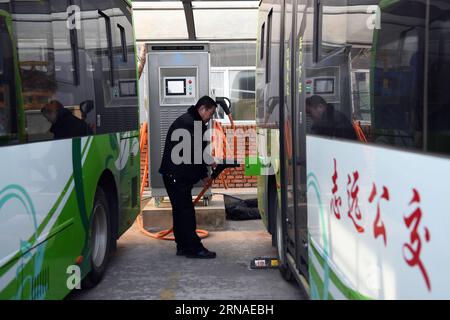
[275,194,294,282]
[82,187,112,288]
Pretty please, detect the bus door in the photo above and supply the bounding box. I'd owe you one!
[292,0,354,278]
[291,0,311,278]
[281,0,298,269]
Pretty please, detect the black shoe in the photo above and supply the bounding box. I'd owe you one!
[176,249,187,256]
[186,248,216,259]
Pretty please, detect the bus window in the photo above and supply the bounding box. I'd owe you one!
[117,24,127,63]
[229,70,256,121]
[427,5,450,155]
[98,10,114,108]
[371,1,426,150]
[12,0,92,142]
[52,0,79,85]
[260,22,265,60]
[81,0,100,131]
[351,70,371,122]
[0,15,18,144]
[319,0,349,58]
[306,0,368,141]
[112,2,138,103]
[265,9,272,84]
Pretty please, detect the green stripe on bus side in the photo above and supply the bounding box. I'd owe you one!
[306,172,331,299]
[35,175,73,237]
[82,136,92,156]
[0,137,93,278]
[309,259,324,298]
[309,243,350,299]
[309,240,372,300]
[27,136,92,243]
[72,138,89,233]
[0,177,75,279]
[309,260,334,300]
[379,0,400,10]
[0,185,37,280]
[37,136,91,238]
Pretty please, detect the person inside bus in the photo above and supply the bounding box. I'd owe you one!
[159,96,217,259]
[41,100,93,139]
[306,95,357,140]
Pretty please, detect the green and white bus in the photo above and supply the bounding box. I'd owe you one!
[255,0,450,299]
[0,0,140,299]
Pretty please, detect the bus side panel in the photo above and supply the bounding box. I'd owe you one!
[84,131,140,238]
[303,0,447,300]
[112,0,140,234]
[256,0,283,235]
[256,1,272,231]
[0,140,86,299]
[307,136,450,299]
[0,132,138,299]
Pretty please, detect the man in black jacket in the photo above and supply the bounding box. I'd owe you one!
[306,95,357,140]
[159,96,217,259]
[41,100,93,139]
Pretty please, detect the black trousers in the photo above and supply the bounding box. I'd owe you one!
[162,175,202,252]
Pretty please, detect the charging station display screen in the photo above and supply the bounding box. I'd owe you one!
[314,78,334,94]
[165,79,186,96]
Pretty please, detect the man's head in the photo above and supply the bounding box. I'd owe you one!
[195,96,217,123]
[306,95,327,121]
[41,100,64,124]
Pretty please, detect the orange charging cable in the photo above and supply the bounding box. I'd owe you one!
[137,121,209,241]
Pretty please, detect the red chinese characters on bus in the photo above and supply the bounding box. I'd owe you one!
[346,171,364,233]
[330,158,342,219]
[403,189,431,291]
[327,159,432,292]
[368,184,389,246]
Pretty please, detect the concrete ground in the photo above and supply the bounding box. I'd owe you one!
[68,218,305,300]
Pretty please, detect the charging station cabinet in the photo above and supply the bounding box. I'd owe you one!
[147,44,212,203]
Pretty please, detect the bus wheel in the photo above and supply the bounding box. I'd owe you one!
[83,187,111,288]
[275,195,294,282]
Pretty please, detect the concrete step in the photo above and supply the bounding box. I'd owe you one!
[142,194,226,231]
[212,187,257,200]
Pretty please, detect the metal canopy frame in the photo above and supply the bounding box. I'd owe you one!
[182,0,196,40]
[132,0,259,41]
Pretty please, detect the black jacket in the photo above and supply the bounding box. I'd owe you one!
[50,108,93,139]
[311,104,357,140]
[159,106,209,185]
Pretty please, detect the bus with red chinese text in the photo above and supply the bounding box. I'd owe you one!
[254,0,450,299]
